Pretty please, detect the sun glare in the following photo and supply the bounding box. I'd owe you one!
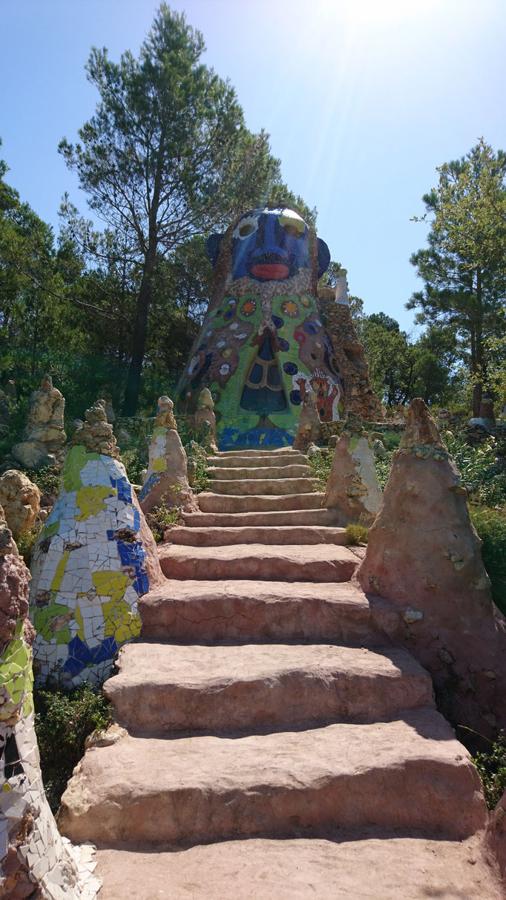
[334,0,440,26]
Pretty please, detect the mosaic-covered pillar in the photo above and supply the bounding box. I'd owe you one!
[138,396,197,515]
[29,402,163,688]
[0,507,99,898]
[178,207,345,450]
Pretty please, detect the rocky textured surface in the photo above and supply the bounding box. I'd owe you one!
[29,412,162,688]
[324,422,382,525]
[318,288,382,421]
[0,469,41,539]
[358,398,506,735]
[105,642,432,733]
[293,390,321,450]
[0,506,99,899]
[96,836,502,900]
[12,374,66,470]
[488,789,506,880]
[194,387,218,450]
[72,400,120,458]
[138,396,197,515]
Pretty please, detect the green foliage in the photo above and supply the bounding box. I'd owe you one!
[307,448,332,489]
[470,505,506,613]
[444,431,506,506]
[184,440,210,493]
[34,685,111,811]
[16,526,41,567]
[345,523,369,544]
[409,139,506,411]
[374,454,393,489]
[27,466,61,499]
[474,732,506,809]
[146,502,181,543]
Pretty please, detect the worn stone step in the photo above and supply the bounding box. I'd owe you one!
[105,643,433,735]
[208,464,312,480]
[158,543,358,582]
[59,709,487,846]
[197,492,325,513]
[210,477,319,496]
[95,836,503,900]
[140,580,383,644]
[207,453,308,468]
[182,508,341,527]
[164,524,348,546]
[213,448,301,458]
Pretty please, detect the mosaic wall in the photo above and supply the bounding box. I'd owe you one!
[1,511,99,898]
[179,207,344,450]
[29,446,152,688]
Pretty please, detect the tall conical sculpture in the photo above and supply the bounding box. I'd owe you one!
[29,402,163,688]
[178,206,344,449]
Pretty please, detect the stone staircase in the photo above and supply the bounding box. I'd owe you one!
[59,448,502,899]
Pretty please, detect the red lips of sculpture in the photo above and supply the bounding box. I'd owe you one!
[250,262,290,280]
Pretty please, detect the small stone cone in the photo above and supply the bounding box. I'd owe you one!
[29,403,163,688]
[194,388,218,452]
[0,507,100,898]
[0,469,40,539]
[293,390,321,451]
[358,398,506,735]
[139,396,197,515]
[324,419,382,525]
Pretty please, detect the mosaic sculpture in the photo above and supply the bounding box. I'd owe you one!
[29,403,162,688]
[138,396,197,515]
[0,506,99,898]
[179,207,345,449]
[12,375,66,470]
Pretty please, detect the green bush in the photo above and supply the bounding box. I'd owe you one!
[34,685,111,811]
[27,466,61,499]
[345,523,369,544]
[16,525,41,566]
[470,505,506,614]
[146,502,181,542]
[474,731,506,809]
[444,431,506,507]
[307,449,332,489]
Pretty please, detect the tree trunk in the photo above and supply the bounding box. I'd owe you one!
[472,270,484,417]
[123,250,156,415]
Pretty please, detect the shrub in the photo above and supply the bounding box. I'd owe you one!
[34,684,111,812]
[474,731,506,809]
[27,466,61,499]
[146,502,181,543]
[470,505,506,614]
[16,525,41,566]
[345,523,369,544]
[307,449,332,489]
[444,431,506,507]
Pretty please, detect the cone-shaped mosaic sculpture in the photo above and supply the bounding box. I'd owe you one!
[0,507,99,898]
[29,402,162,688]
[178,206,344,449]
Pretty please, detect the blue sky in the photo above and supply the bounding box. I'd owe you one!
[1,0,505,332]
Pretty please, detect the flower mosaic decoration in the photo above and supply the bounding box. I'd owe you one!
[30,445,152,688]
[178,206,343,449]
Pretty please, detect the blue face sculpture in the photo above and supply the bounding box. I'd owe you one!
[207,207,330,282]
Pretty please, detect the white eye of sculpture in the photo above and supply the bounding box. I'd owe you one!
[233,215,259,240]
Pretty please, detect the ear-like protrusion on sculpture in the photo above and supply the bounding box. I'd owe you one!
[317,238,331,278]
[206,233,224,268]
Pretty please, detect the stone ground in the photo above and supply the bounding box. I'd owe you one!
[57,448,503,898]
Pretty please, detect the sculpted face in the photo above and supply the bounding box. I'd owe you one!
[207,207,330,282]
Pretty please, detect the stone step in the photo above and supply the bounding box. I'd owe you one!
[164,524,348,546]
[105,643,433,735]
[208,464,312,480]
[182,508,341,527]
[213,448,300,458]
[95,836,503,900]
[140,580,382,644]
[198,492,325,513]
[59,709,487,846]
[158,543,359,582]
[207,453,308,468]
[210,477,319,496]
